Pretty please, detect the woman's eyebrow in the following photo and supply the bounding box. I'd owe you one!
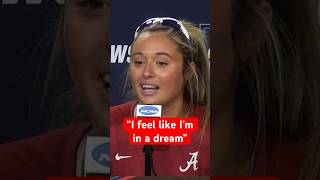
[131,52,143,57]
[155,52,173,59]
[131,52,172,58]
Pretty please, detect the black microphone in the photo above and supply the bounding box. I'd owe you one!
[143,144,153,176]
[136,104,162,176]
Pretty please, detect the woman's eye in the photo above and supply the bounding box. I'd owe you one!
[156,61,168,66]
[78,0,108,10]
[133,60,144,66]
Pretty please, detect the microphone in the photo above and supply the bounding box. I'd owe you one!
[84,136,110,176]
[136,104,162,176]
[143,145,153,176]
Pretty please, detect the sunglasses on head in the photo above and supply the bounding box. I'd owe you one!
[134,17,190,40]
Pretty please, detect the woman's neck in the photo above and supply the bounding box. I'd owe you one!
[161,98,187,118]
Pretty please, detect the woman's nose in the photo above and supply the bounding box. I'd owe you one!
[143,62,154,78]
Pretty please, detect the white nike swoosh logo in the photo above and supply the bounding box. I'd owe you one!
[115,152,132,160]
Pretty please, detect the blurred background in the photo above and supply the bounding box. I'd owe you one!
[0,1,61,143]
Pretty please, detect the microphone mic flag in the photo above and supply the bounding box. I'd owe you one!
[84,136,110,176]
[135,104,161,176]
[136,104,162,117]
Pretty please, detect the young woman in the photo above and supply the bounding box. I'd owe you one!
[0,0,109,177]
[212,0,320,179]
[110,17,210,176]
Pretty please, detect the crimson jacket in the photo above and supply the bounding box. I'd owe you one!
[0,122,92,179]
[110,101,210,176]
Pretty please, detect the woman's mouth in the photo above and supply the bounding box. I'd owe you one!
[140,84,160,96]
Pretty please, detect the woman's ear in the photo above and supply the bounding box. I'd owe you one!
[184,61,196,81]
[233,0,273,62]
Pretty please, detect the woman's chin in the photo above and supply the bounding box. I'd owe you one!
[138,97,162,105]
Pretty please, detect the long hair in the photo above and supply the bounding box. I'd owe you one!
[41,9,86,130]
[233,0,320,178]
[126,19,210,140]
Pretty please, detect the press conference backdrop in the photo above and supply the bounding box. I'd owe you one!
[110,0,211,106]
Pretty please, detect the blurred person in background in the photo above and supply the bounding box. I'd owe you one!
[212,0,320,179]
[0,0,109,177]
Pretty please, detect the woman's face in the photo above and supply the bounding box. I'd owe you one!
[64,0,109,135]
[130,32,185,110]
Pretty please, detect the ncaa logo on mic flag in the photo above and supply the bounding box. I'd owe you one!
[136,104,162,117]
[92,142,109,167]
[84,137,110,175]
[139,106,158,115]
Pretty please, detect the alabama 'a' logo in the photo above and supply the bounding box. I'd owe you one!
[179,151,199,172]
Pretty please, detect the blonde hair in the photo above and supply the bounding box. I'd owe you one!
[233,0,320,178]
[126,19,210,140]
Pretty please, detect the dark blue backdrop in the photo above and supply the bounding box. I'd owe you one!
[110,0,211,106]
[0,2,60,143]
